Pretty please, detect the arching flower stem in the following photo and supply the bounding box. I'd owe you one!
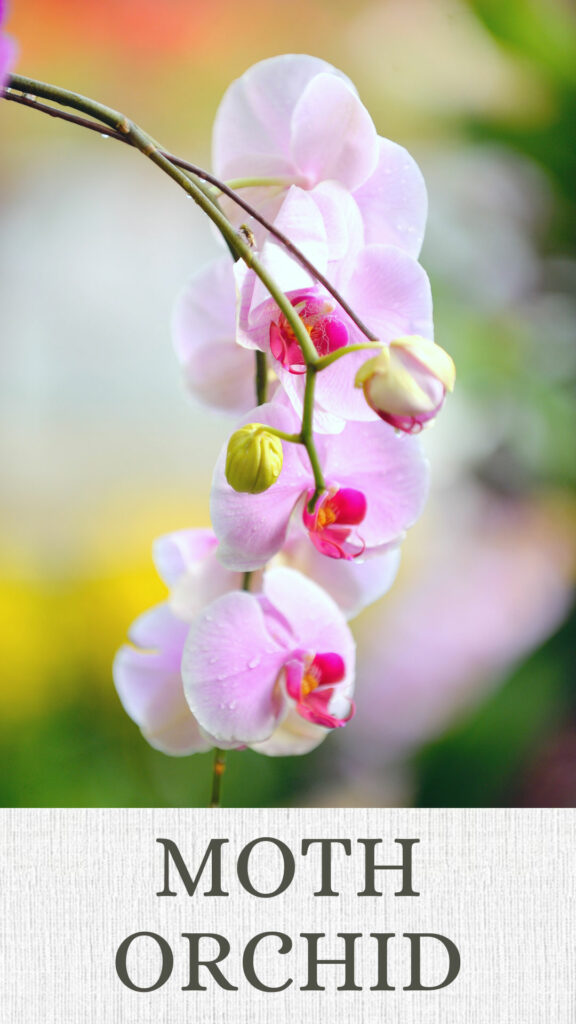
[4,79,378,343]
[5,75,331,509]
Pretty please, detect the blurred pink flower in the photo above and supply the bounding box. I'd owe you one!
[211,397,428,571]
[346,499,574,763]
[0,0,16,92]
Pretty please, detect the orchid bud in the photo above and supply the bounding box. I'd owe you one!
[225,423,284,494]
[355,335,455,433]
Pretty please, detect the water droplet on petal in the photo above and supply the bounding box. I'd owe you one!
[101,133,109,139]
[248,656,261,670]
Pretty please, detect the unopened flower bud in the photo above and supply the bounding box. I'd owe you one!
[225,423,284,494]
[355,335,455,433]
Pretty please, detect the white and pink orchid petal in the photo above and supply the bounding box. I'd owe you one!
[318,421,429,548]
[262,567,356,683]
[312,347,383,423]
[153,528,218,587]
[213,55,348,181]
[153,528,242,622]
[113,604,211,756]
[309,180,366,263]
[210,402,309,571]
[290,73,378,191]
[182,590,288,746]
[172,257,256,414]
[280,532,402,620]
[353,137,428,256]
[250,710,328,756]
[346,244,434,342]
[247,187,329,313]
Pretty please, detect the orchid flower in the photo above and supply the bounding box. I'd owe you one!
[114,531,355,757]
[183,566,355,754]
[212,54,427,257]
[211,398,428,571]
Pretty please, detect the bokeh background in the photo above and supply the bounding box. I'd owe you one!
[1,0,575,807]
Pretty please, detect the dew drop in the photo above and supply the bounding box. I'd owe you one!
[101,133,110,140]
[248,656,261,670]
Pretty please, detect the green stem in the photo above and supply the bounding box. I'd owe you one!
[301,367,325,511]
[209,748,227,808]
[315,341,383,372]
[257,426,301,444]
[255,351,268,405]
[225,176,294,190]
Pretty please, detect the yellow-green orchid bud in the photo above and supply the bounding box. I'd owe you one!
[355,335,455,433]
[225,423,284,494]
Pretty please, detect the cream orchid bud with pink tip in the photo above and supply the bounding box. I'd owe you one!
[355,335,455,434]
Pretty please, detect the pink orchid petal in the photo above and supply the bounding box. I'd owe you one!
[172,257,256,413]
[270,319,306,373]
[353,137,428,256]
[212,55,347,182]
[248,187,329,313]
[346,244,434,342]
[113,604,211,756]
[328,487,367,525]
[210,401,309,571]
[250,709,328,757]
[309,181,366,263]
[262,567,356,681]
[284,657,305,701]
[310,651,346,686]
[153,528,243,623]
[291,74,378,191]
[317,420,429,548]
[153,529,218,587]
[182,590,288,746]
[274,364,349,433]
[297,688,355,729]
[280,533,402,619]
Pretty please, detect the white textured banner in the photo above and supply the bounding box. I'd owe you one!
[1,809,574,1022]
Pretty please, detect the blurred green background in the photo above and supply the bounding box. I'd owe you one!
[0,0,574,807]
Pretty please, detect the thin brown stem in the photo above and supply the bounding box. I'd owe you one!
[209,748,227,808]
